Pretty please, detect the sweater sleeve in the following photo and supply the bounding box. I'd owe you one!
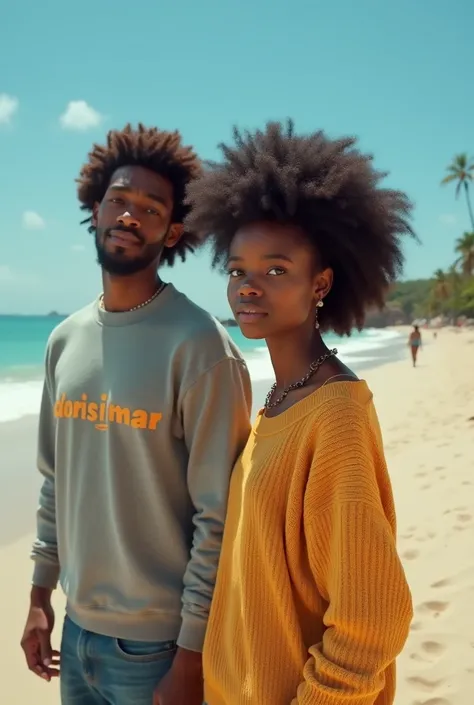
[178,357,252,652]
[31,347,60,589]
[292,400,413,705]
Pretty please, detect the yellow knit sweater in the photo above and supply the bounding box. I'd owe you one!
[203,381,413,705]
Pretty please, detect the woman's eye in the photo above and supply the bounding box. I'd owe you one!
[268,267,285,275]
[146,208,160,216]
[110,197,124,205]
[228,268,243,277]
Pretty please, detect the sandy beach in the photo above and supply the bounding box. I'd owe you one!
[1,327,473,704]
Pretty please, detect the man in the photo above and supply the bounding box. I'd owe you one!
[20,123,252,705]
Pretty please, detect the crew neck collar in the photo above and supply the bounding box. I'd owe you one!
[253,380,372,436]
[94,282,178,327]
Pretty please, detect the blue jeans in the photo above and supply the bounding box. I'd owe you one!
[60,615,176,705]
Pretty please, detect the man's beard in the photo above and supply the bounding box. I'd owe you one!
[94,227,165,276]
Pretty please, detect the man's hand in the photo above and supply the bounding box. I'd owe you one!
[20,587,59,681]
[153,647,203,705]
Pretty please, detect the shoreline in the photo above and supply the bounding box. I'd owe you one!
[0,327,421,548]
[0,327,407,424]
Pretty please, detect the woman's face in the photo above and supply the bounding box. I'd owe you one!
[226,221,332,340]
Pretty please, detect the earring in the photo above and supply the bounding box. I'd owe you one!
[314,299,324,330]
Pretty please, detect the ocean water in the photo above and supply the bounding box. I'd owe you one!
[0,314,401,423]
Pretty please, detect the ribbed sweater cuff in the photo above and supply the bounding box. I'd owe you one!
[177,613,206,652]
[32,562,60,590]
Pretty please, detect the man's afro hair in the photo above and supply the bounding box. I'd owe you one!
[77,123,202,266]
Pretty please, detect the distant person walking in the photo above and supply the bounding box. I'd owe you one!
[409,325,422,366]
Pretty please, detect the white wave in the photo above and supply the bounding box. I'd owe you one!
[243,348,273,382]
[0,380,44,422]
[243,328,401,382]
[0,328,400,422]
[334,329,400,357]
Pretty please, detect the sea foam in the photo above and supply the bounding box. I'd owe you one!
[0,328,401,423]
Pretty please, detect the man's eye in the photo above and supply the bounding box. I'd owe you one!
[146,208,160,216]
[228,269,243,277]
[110,197,124,204]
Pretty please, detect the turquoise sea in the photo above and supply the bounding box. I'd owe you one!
[0,314,403,422]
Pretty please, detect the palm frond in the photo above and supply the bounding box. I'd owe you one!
[441,173,458,185]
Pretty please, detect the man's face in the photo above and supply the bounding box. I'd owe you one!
[93,165,182,276]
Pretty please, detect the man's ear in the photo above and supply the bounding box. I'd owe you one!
[164,223,184,249]
[91,202,99,227]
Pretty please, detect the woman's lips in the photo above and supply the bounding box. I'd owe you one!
[236,310,268,324]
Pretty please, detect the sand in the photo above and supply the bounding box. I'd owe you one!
[1,327,473,704]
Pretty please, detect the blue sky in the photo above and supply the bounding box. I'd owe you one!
[1,0,473,317]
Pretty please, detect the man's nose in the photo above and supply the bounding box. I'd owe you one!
[117,211,140,229]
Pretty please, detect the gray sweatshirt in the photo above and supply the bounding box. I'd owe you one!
[31,284,252,652]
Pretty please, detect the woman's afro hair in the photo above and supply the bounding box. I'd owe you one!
[185,119,416,335]
[77,123,202,266]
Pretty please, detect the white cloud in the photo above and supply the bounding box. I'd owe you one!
[22,211,46,230]
[0,265,15,282]
[59,100,103,131]
[439,214,457,227]
[71,244,86,252]
[0,94,19,125]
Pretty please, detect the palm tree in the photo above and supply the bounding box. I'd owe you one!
[441,153,474,229]
[454,231,474,277]
[433,269,451,301]
[431,269,451,317]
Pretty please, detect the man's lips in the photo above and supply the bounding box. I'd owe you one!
[108,230,141,249]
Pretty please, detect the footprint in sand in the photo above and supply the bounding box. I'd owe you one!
[457,513,472,523]
[406,675,444,692]
[421,640,446,658]
[462,480,472,486]
[409,652,425,662]
[415,699,451,705]
[453,513,473,531]
[418,601,450,618]
[431,578,452,589]
[403,549,419,560]
[421,484,431,491]
[410,620,423,631]
[435,466,445,473]
[416,471,427,478]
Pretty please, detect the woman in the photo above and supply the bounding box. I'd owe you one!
[409,325,422,366]
[185,121,414,705]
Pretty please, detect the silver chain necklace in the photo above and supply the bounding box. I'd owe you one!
[99,281,167,312]
[264,348,338,409]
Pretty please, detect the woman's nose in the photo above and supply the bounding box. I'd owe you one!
[237,280,262,297]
